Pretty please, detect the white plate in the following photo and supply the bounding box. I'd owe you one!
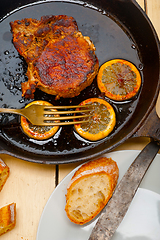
[36,150,160,240]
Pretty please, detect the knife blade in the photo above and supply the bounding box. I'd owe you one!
[89,140,160,240]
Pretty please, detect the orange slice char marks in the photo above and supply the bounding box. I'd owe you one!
[97,59,141,101]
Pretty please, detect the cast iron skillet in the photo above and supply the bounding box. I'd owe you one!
[0,0,159,164]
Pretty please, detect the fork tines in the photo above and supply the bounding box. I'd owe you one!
[43,105,91,109]
[43,105,92,125]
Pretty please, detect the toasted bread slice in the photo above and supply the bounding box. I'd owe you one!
[0,203,16,236]
[0,159,9,192]
[65,157,119,225]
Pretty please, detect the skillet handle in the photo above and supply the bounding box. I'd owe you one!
[133,105,160,141]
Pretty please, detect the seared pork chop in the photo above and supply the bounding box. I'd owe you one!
[10,15,99,99]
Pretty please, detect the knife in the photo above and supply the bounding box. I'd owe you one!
[89,140,160,240]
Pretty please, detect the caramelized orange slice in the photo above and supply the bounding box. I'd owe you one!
[97,59,141,101]
[21,100,59,140]
[74,98,116,141]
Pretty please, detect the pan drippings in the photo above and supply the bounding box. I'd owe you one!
[0,1,142,156]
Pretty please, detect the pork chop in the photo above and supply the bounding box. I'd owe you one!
[10,15,99,99]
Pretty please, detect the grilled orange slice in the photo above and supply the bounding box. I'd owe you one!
[21,100,59,140]
[74,98,116,141]
[97,59,141,101]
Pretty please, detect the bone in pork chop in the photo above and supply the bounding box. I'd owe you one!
[10,15,99,99]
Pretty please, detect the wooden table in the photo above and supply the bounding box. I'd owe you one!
[0,1,160,239]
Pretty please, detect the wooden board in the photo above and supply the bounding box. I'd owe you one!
[0,155,55,240]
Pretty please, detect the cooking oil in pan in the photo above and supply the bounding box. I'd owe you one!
[0,1,143,156]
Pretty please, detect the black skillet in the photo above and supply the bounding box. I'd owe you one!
[0,0,159,164]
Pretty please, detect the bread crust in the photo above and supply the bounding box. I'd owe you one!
[0,203,16,236]
[65,157,119,225]
[0,159,9,192]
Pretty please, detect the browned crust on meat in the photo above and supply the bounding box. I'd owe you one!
[10,15,78,62]
[10,15,99,99]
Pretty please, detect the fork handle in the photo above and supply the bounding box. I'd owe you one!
[0,108,23,116]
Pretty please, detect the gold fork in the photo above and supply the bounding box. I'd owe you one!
[0,104,92,126]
